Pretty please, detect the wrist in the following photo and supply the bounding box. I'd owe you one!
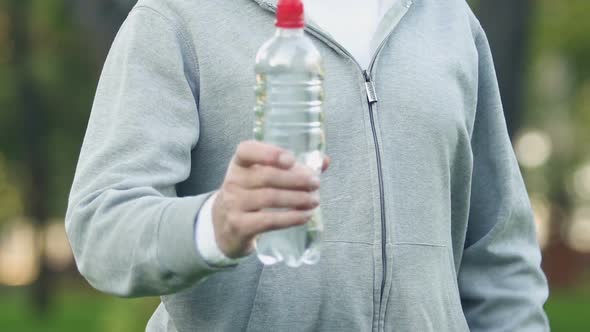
[195,192,244,267]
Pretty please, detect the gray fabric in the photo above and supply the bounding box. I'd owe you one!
[65,0,549,331]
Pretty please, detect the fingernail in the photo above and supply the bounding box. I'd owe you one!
[311,198,320,207]
[310,177,320,189]
[311,191,320,203]
[278,152,295,167]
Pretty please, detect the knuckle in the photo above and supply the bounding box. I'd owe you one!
[235,143,245,157]
[236,141,254,159]
[224,177,239,190]
[258,168,273,186]
[224,170,244,187]
[260,189,276,206]
[226,194,239,209]
[289,174,307,188]
[250,165,265,184]
[296,175,310,189]
[237,140,251,151]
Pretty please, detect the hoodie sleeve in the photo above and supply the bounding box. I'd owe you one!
[65,6,228,298]
[457,17,550,331]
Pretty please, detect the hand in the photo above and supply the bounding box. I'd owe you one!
[212,140,330,259]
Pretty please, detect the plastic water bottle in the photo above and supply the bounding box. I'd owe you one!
[253,0,325,267]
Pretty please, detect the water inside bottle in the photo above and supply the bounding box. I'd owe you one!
[254,66,325,267]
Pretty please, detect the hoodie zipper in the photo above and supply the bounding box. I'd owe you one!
[259,2,411,330]
[363,69,387,308]
[302,25,394,330]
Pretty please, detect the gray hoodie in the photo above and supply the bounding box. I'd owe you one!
[65,0,550,331]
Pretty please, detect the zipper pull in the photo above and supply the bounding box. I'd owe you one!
[363,70,378,105]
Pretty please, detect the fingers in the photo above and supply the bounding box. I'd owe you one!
[239,187,319,211]
[214,143,330,258]
[238,163,319,191]
[322,155,331,173]
[241,209,314,237]
[233,140,295,169]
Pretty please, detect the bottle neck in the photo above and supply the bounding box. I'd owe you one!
[275,28,305,37]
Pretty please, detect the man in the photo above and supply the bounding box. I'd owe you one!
[66,0,550,331]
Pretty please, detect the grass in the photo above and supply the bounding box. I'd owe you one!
[1,279,588,331]
[545,286,590,331]
[0,283,160,332]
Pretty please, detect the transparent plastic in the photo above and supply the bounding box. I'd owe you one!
[253,28,325,267]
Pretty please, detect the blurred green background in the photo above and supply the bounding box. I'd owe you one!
[0,0,589,331]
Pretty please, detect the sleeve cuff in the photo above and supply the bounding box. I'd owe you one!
[196,192,246,267]
[156,193,233,287]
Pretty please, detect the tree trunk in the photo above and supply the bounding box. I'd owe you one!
[68,0,135,62]
[10,0,51,315]
[476,0,534,138]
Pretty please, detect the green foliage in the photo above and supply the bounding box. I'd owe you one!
[544,285,590,331]
[0,0,589,329]
[535,0,590,83]
[0,0,100,217]
[0,154,22,223]
[0,284,160,332]
[0,282,588,331]
[523,0,590,199]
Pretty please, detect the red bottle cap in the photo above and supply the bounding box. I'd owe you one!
[275,0,305,28]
